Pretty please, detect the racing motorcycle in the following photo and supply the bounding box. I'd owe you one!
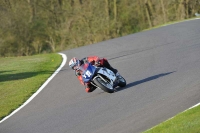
[79,62,126,93]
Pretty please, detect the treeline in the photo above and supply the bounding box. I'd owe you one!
[0,0,200,57]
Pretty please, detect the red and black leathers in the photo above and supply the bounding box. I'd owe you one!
[75,56,118,93]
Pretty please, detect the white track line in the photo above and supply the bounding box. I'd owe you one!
[146,102,200,132]
[188,102,200,110]
[1,18,200,125]
[140,18,200,132]
[0,53,67,124]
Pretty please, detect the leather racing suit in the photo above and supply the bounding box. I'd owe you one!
[75,56,118,93]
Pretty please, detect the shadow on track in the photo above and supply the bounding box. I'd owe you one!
[117,71,175,92]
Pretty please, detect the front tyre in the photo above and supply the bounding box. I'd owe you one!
[93,77,114,93]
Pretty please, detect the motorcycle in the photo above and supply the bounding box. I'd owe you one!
[79,62,126,93]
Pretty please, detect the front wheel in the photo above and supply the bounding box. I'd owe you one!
[93,77,114,93]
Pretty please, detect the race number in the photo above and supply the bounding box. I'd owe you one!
[83,70,92,78]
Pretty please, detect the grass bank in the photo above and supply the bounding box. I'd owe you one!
[0,53,62,120]
[144,105,200,133]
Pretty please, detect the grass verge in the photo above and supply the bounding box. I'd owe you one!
[0,53,62,121]
[144,105,200,133]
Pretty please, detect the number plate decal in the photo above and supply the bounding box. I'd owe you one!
[83,70,92,78]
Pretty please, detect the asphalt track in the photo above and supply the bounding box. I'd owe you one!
[1,19,200,133]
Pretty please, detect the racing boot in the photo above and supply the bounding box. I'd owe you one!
[85,83,96,93]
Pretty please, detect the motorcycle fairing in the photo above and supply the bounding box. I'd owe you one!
[96,67,117,84]
[80,63,96,83]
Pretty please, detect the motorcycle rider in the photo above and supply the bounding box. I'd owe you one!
[69,56,121,92]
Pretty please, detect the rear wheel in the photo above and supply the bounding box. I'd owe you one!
[118,76,126,87]
[93,77,114,93]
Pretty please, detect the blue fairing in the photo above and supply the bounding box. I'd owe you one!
[80,63,96,83]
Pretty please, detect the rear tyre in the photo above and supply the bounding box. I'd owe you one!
[118,76,126,87]
[93,77,114,93]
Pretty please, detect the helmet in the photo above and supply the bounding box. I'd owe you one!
[69,57,80,70]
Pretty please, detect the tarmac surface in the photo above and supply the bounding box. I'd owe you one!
[0,19,200,133]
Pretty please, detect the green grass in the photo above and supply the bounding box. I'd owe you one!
[144,105,200,133]
[0,53,62,120]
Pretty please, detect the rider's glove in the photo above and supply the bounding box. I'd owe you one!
[75,70,81,76]
[95,60,100,66]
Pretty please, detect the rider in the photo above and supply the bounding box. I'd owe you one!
[69,56,120,93]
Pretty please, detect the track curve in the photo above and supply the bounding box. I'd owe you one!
[1,19,200,133]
